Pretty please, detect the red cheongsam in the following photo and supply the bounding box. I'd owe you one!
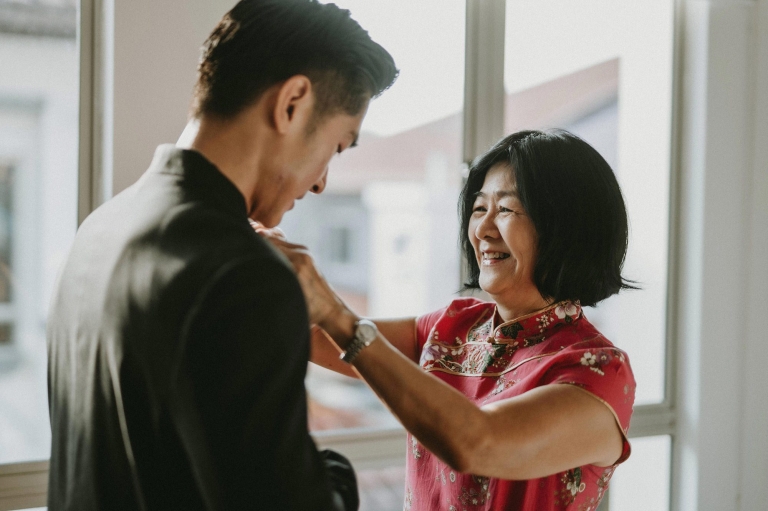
[404,298,636,511]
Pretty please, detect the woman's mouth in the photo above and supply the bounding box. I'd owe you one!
[481,252,510,265]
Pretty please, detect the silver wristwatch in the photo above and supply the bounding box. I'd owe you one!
[340,319,378,364]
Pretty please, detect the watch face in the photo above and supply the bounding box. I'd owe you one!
[356,320,378,345]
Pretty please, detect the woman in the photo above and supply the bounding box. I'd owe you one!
[263,130,636,510]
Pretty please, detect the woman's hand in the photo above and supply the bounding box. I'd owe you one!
[250,222,358,344]
[249,220,287,241]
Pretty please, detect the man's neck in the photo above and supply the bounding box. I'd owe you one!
[178,115,267,215]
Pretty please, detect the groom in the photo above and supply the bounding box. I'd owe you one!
[46,1,397,510]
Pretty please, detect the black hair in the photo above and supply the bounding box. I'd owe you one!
[192,0,398,120]
[459,129,637,307]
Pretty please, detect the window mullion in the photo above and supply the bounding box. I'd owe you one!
[463,0,506,164]
[78,0,110,225]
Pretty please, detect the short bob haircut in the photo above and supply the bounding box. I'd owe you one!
[192,0,398,122]
[459,129,636,307]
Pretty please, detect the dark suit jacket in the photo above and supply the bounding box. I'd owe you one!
[47,145,357,511]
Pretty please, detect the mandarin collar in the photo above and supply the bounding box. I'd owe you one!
[149,144,248,219]
[489,300,582,342]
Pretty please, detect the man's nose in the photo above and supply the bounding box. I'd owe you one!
[311,168,328,195]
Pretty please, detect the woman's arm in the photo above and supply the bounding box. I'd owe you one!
[325,320,623,480]
[310,319,418,379]
[270,237,625,480]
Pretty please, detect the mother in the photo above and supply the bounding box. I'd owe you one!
[268,130,636,510]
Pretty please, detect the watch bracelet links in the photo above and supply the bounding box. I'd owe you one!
[340,334,367,364]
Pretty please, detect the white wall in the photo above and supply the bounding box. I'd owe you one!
[674,0,768,509]
[109,0,236,195]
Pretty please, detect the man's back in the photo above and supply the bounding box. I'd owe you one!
[47,146,343,510]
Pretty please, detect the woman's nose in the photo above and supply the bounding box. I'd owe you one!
[475,211,499,239]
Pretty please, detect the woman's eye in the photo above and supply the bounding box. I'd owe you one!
[472,206,486,213]
[499,205,521,214]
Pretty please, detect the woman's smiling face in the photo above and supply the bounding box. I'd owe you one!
[468,163,547,318]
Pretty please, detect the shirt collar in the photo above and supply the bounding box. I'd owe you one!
[491,300,582,342]
[148,144,248,219]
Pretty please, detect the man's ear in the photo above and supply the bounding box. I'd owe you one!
[273,75,314,135]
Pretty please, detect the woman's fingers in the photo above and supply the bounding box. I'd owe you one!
[246,225,347,325]
[254,233,340,322]
[249,219,287,241]
[265,236,308,252]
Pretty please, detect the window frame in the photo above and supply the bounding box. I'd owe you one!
[6,0,752,508]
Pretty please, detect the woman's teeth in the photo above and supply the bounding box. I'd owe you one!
[483,252,510,261]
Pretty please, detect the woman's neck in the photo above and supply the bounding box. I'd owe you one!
[494,295,552,324]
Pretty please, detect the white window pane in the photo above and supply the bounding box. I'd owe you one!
[504,0,675,405]
[0,0,79,463]
[609,435,671,511]
[286,0,466,431]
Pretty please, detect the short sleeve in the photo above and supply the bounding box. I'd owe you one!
[415,297,490,352]
[541,341,636,464]
[415,306,449,352]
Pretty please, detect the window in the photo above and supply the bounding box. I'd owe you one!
[282,0,466,439]
[503,0,675,407]
[0,0,79,469]
[280,1,467,503]
[503,1,676,508]
[4,0,736,509]
[0,0,79,506]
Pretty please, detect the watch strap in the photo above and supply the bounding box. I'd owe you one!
[340,319,377,364]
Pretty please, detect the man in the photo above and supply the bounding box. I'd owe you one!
[46,1,397,509]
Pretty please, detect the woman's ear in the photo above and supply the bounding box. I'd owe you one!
[272,75,314,135]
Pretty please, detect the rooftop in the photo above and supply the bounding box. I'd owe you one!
[327,58,619,194]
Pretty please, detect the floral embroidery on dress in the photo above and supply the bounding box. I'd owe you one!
[435,465,451,486]
[596,466,615,495]
[467,317,492,343]
[458,476,491,507]
[554,468,586,506]
[537,313,553,331]
[580,352,605,375]
[555,302,580,322]
[523,334,545,347]
[421,343,464,366]
[500,322,523,339]
[580,348,625,376]
[420,301,584,376]
[484,374,519,403]
[407,298,633,511]
[411,435,422,460]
